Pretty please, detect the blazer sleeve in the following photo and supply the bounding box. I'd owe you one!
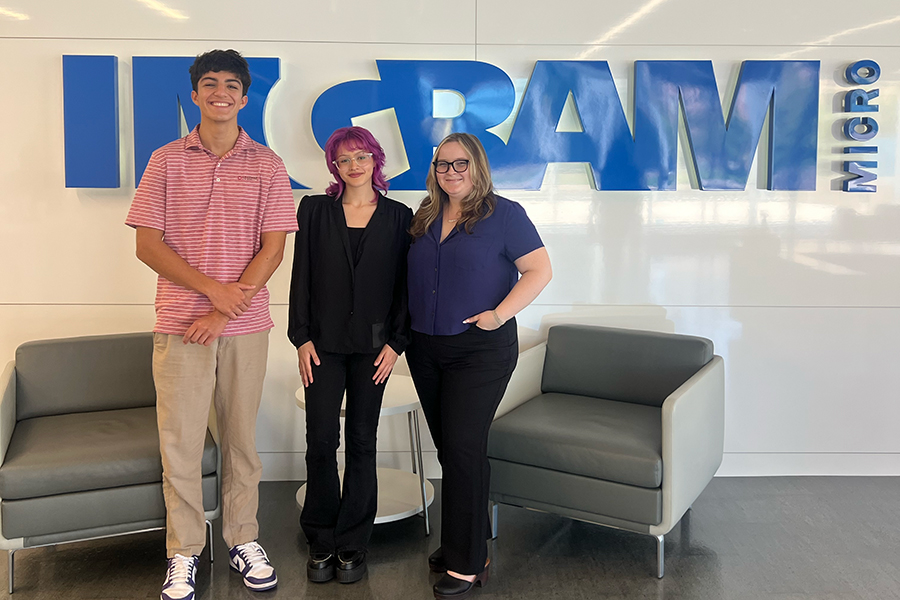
[386,206,413,355]
[287,196,313,348]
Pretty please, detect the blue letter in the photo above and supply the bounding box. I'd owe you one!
[843,146,877,154]
[640,60,818,191]
[63,55,119,188]
[845,60,880,85]
[494,61,645,190]
[842,161,877,192]
[843,117,878,141]
[844,89,879,112]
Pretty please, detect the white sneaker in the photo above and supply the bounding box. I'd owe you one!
[160,554,198,600]
[229,541,278,591]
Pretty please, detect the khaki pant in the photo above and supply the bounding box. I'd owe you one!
[153,330,269,558]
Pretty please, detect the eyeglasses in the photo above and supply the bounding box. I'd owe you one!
[333,153,373,170]
[433,159,470,174]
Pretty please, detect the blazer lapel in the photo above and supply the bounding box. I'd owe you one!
[331,197,355,284]
[356,192,386,262]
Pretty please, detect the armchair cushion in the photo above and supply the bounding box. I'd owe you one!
[2,474,218,539]
[490,459,661,526]
[488,393,662,489]
[0,407,217,500]
[15,333,156,420]
[542,325,713,407]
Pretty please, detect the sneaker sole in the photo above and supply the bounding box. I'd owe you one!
[307,564,335,583]
[337,562,367,584]
[229,563,278,591]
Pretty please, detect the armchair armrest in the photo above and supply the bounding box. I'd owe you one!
[494,343,546,421]
[651,355,725,536]
[207,404,220,445]
[1,361,15,466]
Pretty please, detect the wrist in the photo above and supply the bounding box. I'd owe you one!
[491,309,505,327]
[198,277,219,299]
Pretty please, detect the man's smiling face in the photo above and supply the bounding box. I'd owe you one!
[191,71,248,124]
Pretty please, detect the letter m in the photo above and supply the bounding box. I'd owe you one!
[637,61,819,191]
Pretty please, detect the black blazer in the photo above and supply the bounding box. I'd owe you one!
[288,193,413,355]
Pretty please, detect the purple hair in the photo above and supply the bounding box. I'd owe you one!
[324,126,390,198]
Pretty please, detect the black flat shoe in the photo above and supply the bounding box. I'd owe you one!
[307,552,335,583]
[428,547,446,573]
[336,550,367,584]
[433,568,489,600]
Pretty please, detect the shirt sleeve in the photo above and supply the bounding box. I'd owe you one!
[287,196,312,348]
[503,199,544,261]
[262,159,299,233]
[386,206,413,355]
[125,150,167,230]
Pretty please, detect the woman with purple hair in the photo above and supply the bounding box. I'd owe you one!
[287,126,412,584]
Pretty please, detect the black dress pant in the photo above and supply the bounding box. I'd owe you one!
[406,320,518,574]
[301,350,386,554]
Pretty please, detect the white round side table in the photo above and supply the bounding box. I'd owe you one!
[294,374,434,535]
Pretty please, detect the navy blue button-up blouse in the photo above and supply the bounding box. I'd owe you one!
[408,195,544,336]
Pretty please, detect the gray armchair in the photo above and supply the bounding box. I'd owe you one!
[488,324,724,577]
[0,333,221,593]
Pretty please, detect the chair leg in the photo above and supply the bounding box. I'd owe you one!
[655,534,664,578]
[490,502,499,539]
[8,549,14,594]
[411,411,431,537]
[206,520,214,563]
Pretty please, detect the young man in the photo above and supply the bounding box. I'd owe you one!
[126,49,298,600]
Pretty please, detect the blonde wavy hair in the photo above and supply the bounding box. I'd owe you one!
[410,133,496,239]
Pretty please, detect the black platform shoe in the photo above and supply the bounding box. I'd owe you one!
[428,547,446,573]
[336,550,367,584]
[433,567,489,600]
[307,552,335,583]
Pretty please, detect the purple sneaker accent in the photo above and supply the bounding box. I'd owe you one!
[228,541,278,591]
[160,554,198,600]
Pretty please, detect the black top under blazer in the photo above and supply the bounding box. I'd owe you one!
[288,193,413,355]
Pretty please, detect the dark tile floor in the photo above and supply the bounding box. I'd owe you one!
[3,477,900,599]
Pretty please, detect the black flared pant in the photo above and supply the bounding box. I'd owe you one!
[406,320,518,574]
[300,350,386,554]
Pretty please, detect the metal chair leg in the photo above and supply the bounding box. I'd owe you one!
[206,520,214,563]
[8,549,15,594]
[655,534,664,578]
[407,413,418,474]
[491,502,499,539]
[411,411,431,536]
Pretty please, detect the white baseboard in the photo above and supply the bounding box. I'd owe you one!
[260,451,442,481]
[718,453,900,476]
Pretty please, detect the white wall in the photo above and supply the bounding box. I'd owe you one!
[1,0,898,478]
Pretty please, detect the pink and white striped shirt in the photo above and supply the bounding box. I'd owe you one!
[126,126,298,336]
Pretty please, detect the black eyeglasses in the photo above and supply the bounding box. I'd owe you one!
[433,159,470,174]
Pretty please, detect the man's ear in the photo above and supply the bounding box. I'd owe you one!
[191,90,199,107]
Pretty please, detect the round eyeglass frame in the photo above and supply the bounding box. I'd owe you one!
[333,153,374,170]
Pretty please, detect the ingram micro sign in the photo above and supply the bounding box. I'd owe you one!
[62,56,822,192]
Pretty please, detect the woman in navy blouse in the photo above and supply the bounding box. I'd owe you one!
[406,133,552,599]
[288,126,412,584]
